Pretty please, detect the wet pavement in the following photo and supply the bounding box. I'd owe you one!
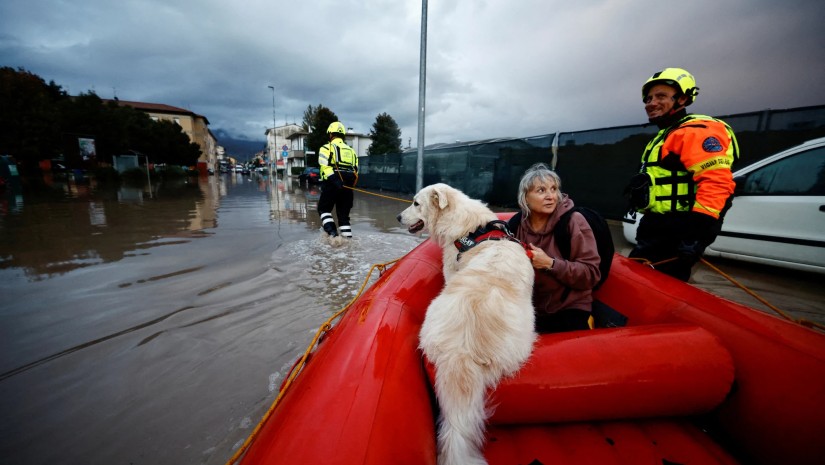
[606,222,825,328]
[0,173,822,465]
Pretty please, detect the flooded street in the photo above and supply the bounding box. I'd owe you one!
[0,173,423,465]
[1,173,822,465]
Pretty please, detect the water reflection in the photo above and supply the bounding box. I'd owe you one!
[0,171,412,282]
[0,178,214,280]
[0,171,423,465]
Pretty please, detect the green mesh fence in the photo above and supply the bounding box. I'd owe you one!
[358,105,825,219]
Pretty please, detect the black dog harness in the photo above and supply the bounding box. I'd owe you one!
[453,220,533,261]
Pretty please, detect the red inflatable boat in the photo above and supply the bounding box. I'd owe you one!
[238,225,825,465]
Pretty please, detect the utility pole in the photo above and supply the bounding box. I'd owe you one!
[416,0,428,192]
[268,85,276,177]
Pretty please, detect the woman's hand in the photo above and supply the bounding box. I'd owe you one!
[528,244,555,271]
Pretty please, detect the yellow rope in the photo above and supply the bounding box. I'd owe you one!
[698,258,825,331]
[627,256,678,268]
[698,258,796,322]
[327,148,411,204]
[628,256,823,331]
[224,258,401,465]
[345,185,412,203]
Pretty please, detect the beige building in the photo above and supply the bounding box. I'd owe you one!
[107,99,218,172]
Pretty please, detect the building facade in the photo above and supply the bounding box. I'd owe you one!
[266,124,303,175]
[107,99,218,173]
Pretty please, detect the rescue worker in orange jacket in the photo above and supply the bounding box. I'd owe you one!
[317,121,359,238]
[627,68,739,281]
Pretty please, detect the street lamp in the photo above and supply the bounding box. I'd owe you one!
[268,85,276,177]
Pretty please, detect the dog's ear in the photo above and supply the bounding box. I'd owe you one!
[431,184,450,210]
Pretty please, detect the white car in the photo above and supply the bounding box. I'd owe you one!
[623,137,825,274]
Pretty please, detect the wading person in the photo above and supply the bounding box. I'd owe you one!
[626,68,739,281]
[317,121,359,239]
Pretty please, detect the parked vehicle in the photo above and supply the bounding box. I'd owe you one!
[623,137,825,274]
[298,167,321,184]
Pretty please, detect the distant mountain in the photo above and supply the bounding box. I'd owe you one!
[213,128,266,160]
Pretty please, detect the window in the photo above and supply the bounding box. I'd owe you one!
[740,147,825,195]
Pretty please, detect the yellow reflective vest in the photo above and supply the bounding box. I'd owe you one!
[319,138,358,181]
[639,114,739,218]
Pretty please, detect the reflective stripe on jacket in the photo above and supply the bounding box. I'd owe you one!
[319,138,359,181]
[639,114,738,218]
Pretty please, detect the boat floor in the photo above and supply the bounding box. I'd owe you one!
[485,418,739,465]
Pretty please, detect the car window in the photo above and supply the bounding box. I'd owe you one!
[740,146,825,195]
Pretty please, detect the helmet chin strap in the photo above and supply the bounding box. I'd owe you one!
[649,104,687,128]
[668,95,688,115]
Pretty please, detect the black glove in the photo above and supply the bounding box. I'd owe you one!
[677,239,704,263]
[625,173,652,211]
[677,212,718,263]
[685,211,719,245]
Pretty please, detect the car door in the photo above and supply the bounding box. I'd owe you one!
[708,145,825,271]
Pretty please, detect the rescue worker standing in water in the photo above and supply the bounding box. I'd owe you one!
[627,68,739,281]
[318,121,359,238]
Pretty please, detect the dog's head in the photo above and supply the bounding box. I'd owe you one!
[397,183,456,237]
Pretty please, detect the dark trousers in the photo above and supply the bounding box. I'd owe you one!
[629,212,720,282]
[535,309,591,333]
[317,172,355,236]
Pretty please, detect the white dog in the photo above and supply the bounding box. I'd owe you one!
[398,183,536,465]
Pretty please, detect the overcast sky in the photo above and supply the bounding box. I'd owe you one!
[2,0,824,149]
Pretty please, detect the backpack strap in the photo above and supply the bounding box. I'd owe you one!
[506,211,522,236]
[553,210,577,302]
[553,210,575,260]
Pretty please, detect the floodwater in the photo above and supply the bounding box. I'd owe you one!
[0,173,822,465]
[0,173,423,465]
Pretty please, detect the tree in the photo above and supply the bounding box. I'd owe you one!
[367,112,402,156]
[133,120,201,166]
[0,67,205,174]
[0,67,66,172]
[302,104,339,166]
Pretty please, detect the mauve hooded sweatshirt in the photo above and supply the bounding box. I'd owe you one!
[515,194,601,315]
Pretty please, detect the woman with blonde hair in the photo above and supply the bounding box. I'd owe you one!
[507,163,601,332]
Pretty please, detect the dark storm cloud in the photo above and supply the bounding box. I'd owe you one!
[2,0,824,147]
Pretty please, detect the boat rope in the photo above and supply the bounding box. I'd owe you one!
[344,184,412,203]
[224,258,401,465]
[629,256,824,331]
[698,258,825,331]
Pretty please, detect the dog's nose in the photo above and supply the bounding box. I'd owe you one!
[396,214,401,222]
